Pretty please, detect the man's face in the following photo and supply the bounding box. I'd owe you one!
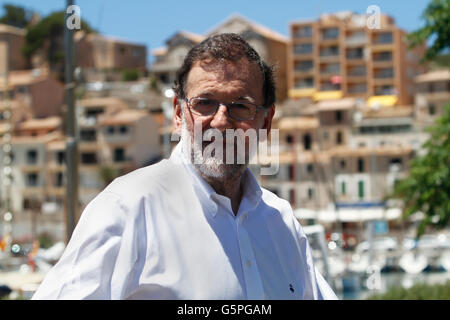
[174,58,274,179]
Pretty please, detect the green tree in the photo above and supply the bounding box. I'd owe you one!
[22,11,94,76]
[392,104,450,236]
[0,3,33,28]
[407,0,450,62]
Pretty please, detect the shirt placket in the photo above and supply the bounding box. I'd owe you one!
[236,213,265,300]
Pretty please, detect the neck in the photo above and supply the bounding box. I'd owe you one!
[201,170,244,215]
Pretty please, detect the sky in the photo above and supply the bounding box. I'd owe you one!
[0,0,431,58]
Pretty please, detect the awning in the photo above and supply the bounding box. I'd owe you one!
[367,95,398,107]
[288,88,315,98]
[296,207,402,222]
[313,90,343,101]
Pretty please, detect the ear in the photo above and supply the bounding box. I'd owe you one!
[173,96,183,134]
[261,105,275,135]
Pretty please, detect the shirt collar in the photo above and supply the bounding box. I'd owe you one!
[170,141,263,218]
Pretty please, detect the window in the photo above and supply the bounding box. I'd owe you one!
[119,126,129,135]
[307,188,314,200]
[286,134,294,144]
[306,163,314,174]
[358,181,365,199]
[295,60,314,71]
[289,189,296,206]
[114,148,126,162]
[320,45,339,57]
[341,181,347,195]
[26,150,38,164]
[357,158,365,173]
[55,172,63,187]
[293,44,313,54]
[289,164,296,180]
[26,173,38,187]
[57,151,65,165]
[106,126,115,135]
[336,111,343,122]
[336,131,343,145]
[80,129,97,141]
[85,108,104,119]
[322,28,339,39]
[294,26,313,38]
[429,104,436,115]
[303,133,312,150]
[81,152,97,164]
[340,160,346,169]
[295,77,314,89]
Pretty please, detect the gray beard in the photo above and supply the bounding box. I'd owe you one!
[180,115,246,180]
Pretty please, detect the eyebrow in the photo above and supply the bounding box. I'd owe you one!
[194,92,257,104]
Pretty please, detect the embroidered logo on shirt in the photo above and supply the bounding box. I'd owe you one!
[289,284,295,293]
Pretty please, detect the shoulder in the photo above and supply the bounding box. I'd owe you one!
[259,187,308,236]
[260,187,294,215]
[104,159,189,200]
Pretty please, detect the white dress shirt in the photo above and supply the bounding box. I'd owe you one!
[32,142,337,300]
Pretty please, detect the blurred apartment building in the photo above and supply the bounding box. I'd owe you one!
[151,14,289,103]
[0,96,160,241]
[288,11,426,106]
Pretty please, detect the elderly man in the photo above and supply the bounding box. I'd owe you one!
[33,33,337,300]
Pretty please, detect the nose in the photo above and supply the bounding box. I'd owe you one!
[209,104,233,132]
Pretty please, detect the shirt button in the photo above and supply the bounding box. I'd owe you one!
[246,260,252,267]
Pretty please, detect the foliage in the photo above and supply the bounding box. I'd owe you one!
[407,0,450,62]
[0,3,33,28]
[38,232,54,249]
[122,68,140,81]
[98,165,119,187]
[391,104,450,237]
[367,280,450,300]
[22,11,94,59]
[149,75,159,91]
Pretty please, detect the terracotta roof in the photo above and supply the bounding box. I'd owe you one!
[206,14,288,43]
[316,98,357,111]
[17,116,62,131]
[275,116,318,130]
[77,97,128,108]
[329,146,413,157]
[179,30,205,44]
[100,109,149,126]
[0,69,50,90]
[0,24,26,36]
[10,131,62,144]
[362,106,413,119]
[415,69,450,83]
[151,47,168,56]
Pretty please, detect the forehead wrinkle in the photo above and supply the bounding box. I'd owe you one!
[186,59,263,103]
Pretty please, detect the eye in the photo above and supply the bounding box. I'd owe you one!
[196,98,215,106]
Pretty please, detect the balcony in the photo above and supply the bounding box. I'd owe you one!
[293,26,313,39]
[321,28,339,41]
[347,83,367,94]
[374,68,394,79]
[292,43,313,55]
[320,63,340,75]
[294,78,315,89]
[294,60,314,73]
[374,85,395,96]
[373,32,393,44]
[346,48,365,60]
[347,66,366,77]
[346,31,367,46]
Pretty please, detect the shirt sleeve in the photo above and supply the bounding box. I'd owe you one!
[32,191,130,299]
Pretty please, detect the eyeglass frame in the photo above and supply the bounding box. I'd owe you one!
[184,96,267,121]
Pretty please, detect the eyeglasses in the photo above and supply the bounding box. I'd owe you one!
[185,97,265,121]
